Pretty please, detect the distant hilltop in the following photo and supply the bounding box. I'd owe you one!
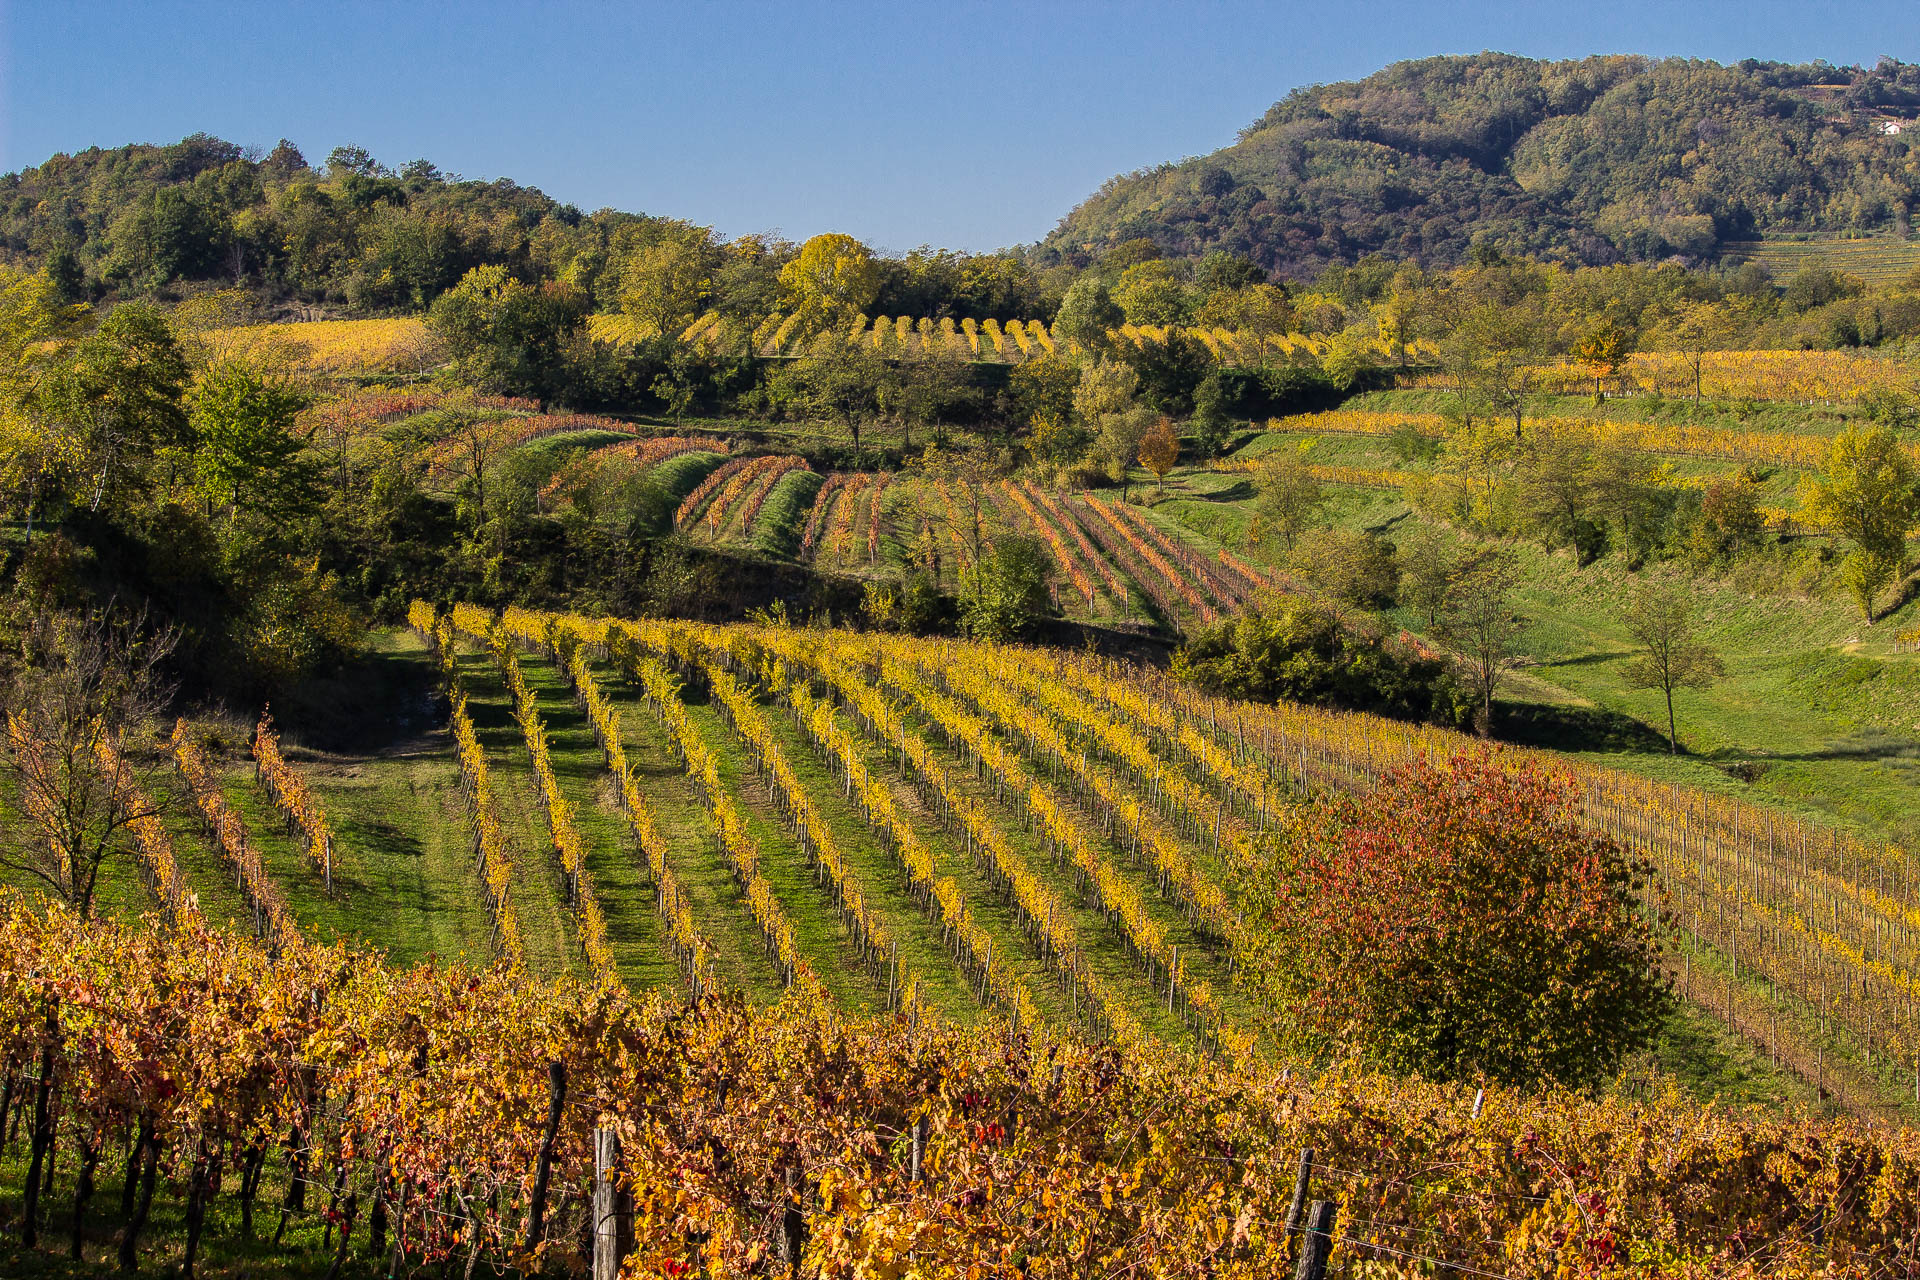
[1039,53,1920,278]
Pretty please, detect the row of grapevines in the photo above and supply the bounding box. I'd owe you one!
[409,601,526,966]
[673,455,757,530]
[1074,495,1213,621]
[743,626,1138,1042]
[1005,646,1268,876]
[669,622,1042,1025]
[799,472,850,556]
[901,643,1244,950]
[170,718,295,945]
[822,472,869,561]
[1023,481,1131,603]
[1100,498,1246,610]
[864,473,893,563]
[474,611,619,984]
[601,623,818,996]
[557,629,713,990]
[251,710,335,890]
[683,640,928,1016]
[13,894,1910,1279]
[857,648,1244,1055]
[1001,480,1095,607]
[733,456,813,536]
[92,730,203,927]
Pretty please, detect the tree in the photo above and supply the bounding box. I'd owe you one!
[778,234,881,334]
[958,535,1051,641]
[1050,276,1124,353]
[45,302,190,512]
[883,348,975,451]
[1435,298,1555,436]
[1255,452,1328,549]
[0,267,90,540]
[1621,584,1724,753]
[1206,283,1295,366]
[1439,548,1526,736]
[1291,528,1399,608]
[1190,373,1232,458]
[1802,425,1920,619]
[1399,526,1457,628]
[650,346,703,426]
[1137,416,1179,490]
[1572,319,1632,401]
[781,341,889,458]
[429,265,591,410]
[0,609,177,920]
[1242,752,1671,1089]
[1655,301,1732,405]
[615,227,718,338]
[1174,599,1454,720]
[189,359,315,516]
[445,414,526,531]
[1112,261,1193,326]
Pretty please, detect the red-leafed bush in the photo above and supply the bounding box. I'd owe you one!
[1248,750,1671,1089]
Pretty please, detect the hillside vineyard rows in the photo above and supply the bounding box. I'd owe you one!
[12,602,1920,1273]
[32,601,1910,1094]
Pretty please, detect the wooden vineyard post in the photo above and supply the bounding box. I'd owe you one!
[593,1127,630,1280]
[779,1166,808,1278]
[525,1061,566,1252]
[1282,1147,1313,1250]
[910,1113,928,1184]
[1293,1200,1337,1280]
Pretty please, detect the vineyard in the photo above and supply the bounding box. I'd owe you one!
[1719,236,1920,288]
[1393,348,1913,403]
[6,897,1915,1278]
[8,606,1920,1274]
[1261,407,1873,473]
[208,316,444,376]
[19,605,1915,1095]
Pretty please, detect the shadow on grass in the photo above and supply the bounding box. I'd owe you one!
[1493,701,1676,754]
[1535,648,1639,669]
[276,639,443,756]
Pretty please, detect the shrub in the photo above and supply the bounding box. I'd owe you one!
[1244,752,1673,1089]
[1173,598,1460,724]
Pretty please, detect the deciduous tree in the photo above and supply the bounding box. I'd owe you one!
[1621,584,1725,753]
[1802,425,1920,619]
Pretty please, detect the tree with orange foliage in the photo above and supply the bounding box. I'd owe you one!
[1136,416,1179,490]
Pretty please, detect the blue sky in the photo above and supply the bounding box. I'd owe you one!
[3,1,1916,252]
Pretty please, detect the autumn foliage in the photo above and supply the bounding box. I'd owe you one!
[1251,751,1672,1089]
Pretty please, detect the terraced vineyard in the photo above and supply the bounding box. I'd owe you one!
[1719,235,1920,287]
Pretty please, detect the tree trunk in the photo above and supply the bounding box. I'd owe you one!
[1665,686,1678,754]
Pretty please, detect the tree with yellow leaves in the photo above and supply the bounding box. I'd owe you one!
[778,233,881,338]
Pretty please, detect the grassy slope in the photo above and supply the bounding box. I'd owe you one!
[264,628,500,965]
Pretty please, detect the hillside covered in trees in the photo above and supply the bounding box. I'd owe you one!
[1043,53,1920,276]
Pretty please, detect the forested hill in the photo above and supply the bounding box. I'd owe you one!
[1041,53,1920,279]
[0,134,679,312]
